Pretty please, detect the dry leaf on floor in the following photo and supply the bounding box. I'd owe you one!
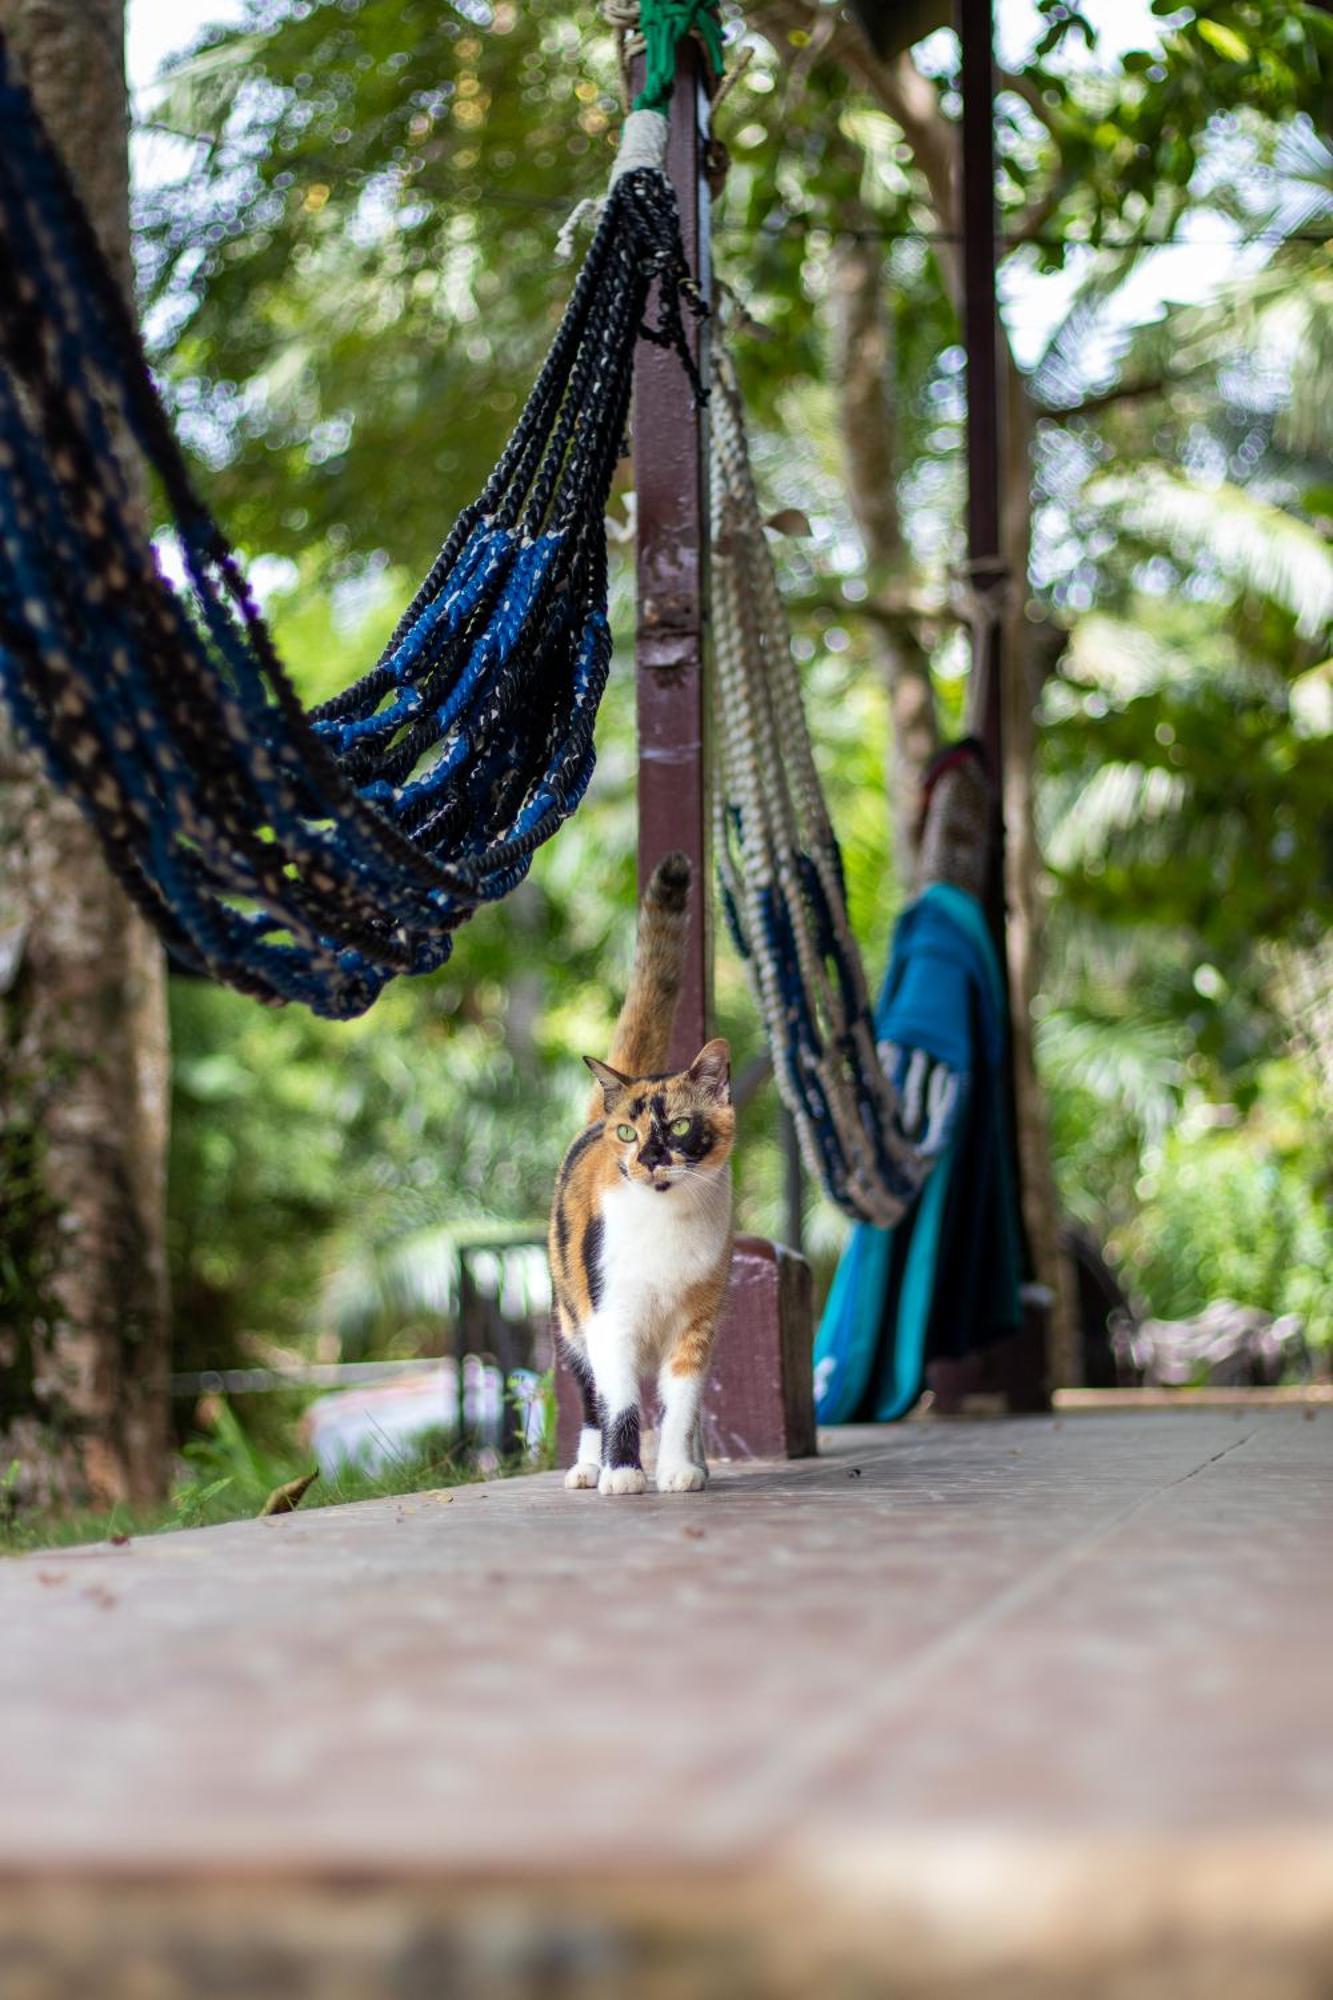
[259,1470,319,1517]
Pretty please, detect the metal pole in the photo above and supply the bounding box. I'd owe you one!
[632,39,712,1069]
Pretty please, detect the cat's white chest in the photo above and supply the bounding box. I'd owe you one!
[598,1172,730,1347]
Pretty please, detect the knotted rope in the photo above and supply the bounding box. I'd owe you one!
[952,555,1016,736]
[601,0,724,112]
[559,0,727,261]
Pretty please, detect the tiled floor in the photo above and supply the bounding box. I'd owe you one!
[3,1409,1331,1994]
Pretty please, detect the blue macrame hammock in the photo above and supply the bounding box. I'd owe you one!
[0,31,703,1019]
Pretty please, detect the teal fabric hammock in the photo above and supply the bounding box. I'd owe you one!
[0,12,715,1018]
[813,882,1023,1423]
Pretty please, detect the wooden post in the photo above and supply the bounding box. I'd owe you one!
[555,34,816,1466]
[633,39,713,1067]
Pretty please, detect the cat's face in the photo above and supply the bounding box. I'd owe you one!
[584,1038,734,1194]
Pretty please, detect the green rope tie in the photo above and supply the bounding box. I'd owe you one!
[632,0,724,112]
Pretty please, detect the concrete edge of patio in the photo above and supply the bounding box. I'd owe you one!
[1,1832,1332,1998]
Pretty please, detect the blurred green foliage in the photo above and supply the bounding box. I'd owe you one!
[0,1398,534,1554]
[1119,1066,1333,1335]
[132,0,1331,1383]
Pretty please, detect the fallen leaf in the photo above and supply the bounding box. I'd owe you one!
[259,1469,319,1517]
[765,507,813,538]
[683,1525,706,1541]
[36,1572,66,1587]
[109,1532,130,1547]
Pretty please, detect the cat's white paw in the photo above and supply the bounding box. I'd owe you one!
[656,1461,707,1494]
[598,1465,647,1496]
[564,1462,601,1491]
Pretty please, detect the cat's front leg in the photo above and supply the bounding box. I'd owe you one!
[587,1316,645,1496]
[656,1343,711,1494]
[562,1337,602,1491]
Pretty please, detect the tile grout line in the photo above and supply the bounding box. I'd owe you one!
[688,1420,1267,1849]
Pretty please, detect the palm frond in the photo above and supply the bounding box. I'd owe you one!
[1280,264,1333,458]
[1058,612,1184,700]
[1041,908,1176,1002]
[1037,1006,1187,1147]
[1025,246,1146,412]
[1043,760,1188,871]
[1269,122,1333,240]
[1090,465,1333,640]
[1049,610,1290,710]
[1267,938,1333,1105]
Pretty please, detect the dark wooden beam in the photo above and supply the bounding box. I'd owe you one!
[612,32,815,1461]
[632,39,713,1069]
[957,0,1051,1410]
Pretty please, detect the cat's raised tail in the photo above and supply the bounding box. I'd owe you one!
[588,852,692,1116]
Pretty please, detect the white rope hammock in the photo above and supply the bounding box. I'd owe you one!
[709,339,961,1226]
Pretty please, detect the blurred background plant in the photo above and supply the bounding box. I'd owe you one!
[136,0,1329,1386]
[6,0,1330,1537]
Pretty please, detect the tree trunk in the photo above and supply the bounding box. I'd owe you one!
[998,366,1081,1384]
[831,231,940,884]
[0,0,171,1508]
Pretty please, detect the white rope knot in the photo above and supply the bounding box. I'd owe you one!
[555,196,602,262]
[556,108,669,259]
[949,557,1016,637]
[609,106,669,183]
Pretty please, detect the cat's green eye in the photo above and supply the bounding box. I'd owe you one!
[616,1123,637,1144]
[669,1117,693,1138]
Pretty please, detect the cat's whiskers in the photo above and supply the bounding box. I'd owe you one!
[659,1162,730,1214]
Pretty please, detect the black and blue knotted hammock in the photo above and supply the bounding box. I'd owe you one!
[0,29,705,1019]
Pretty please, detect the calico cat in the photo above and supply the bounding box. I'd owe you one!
[549,853,734,1496]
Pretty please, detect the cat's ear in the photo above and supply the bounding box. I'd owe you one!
[686,1037,731,1104]
[583,1055,633,1108]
